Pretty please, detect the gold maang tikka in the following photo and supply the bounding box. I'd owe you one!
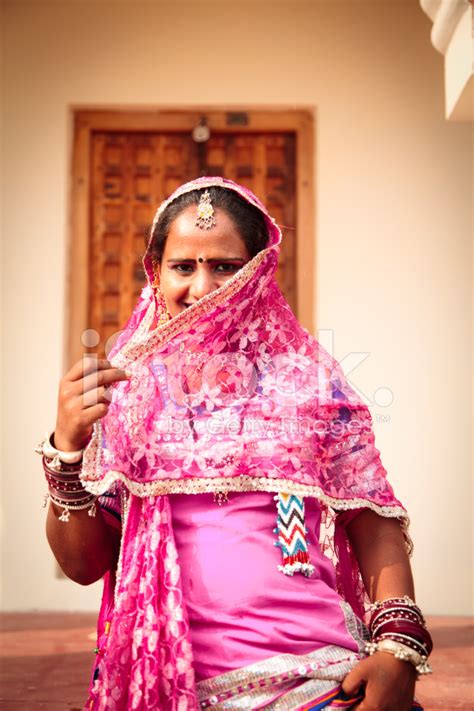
[195,190,216,230]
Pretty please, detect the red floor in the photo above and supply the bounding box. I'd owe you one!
[0,613,472,709]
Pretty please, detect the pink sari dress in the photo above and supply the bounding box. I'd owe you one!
[82,177,415,710]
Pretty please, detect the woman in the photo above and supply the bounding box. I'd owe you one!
[40,177,432,710]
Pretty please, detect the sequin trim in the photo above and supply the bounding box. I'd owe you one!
[113,486,131,608]
[196,645,361,710]
[339,601,369,655]
[81,463,412,554]
[83,468,408,520]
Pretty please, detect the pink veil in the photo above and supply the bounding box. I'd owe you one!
[82,177,409,710]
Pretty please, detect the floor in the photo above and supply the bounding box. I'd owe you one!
[0,614,472,710]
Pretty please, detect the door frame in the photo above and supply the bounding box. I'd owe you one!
[68,107,315,367]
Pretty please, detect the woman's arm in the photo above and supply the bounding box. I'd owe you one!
[342,510,418,711]
[46,502,120,585]
[347,509,414,601]
[44,357,128,585]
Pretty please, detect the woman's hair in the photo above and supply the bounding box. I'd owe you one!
[149,186,269,261]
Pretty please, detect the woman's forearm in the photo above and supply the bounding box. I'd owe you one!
[46,502,120,585]
[347,509,415,602]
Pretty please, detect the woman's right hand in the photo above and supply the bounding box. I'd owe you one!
[54,357,130,452]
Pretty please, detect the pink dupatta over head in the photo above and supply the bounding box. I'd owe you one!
[81,177,409,710]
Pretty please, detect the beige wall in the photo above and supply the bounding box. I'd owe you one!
[1,0,472,614]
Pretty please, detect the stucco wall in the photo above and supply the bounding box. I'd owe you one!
[1,0,472,613]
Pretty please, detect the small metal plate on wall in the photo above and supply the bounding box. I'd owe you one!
[226,112,249,126]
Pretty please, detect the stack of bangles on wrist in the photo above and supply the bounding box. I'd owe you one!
[35,432,96,523]
[365,595,433,676]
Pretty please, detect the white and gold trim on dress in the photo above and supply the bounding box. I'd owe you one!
[81,426,411,553]
[195,645,361,710]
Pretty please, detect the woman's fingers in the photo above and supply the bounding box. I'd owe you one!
[67,357,113,382]
[82,385,113,409]
[341,660,366,696]
[55,358,130,450]
[80,402,110,425]
[342,654,416,711]
[81,367,130,395]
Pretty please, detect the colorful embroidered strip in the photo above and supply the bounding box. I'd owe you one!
[273,492,315,577]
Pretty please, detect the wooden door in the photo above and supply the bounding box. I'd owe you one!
[90,133,199,354]
[201,133,296,310]
[89,130,296,356]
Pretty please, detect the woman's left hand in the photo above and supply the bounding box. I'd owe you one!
[341,651,417,710]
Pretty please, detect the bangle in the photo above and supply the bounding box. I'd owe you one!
[368,595,433,664]
[41,447,96,522]
[371,613,425,637]
[43,460,82,483]
[364,639,433,676]
[371,621,433,654]
[368,595,420,613]
[376,632,429,657]
[44,492,97,523]
[370,604,425,625]
[42,455,86,502]
[35,431,84,471]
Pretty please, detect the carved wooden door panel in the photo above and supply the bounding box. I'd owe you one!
[89,131,296,355]
[90,133,198,353]
[202,133,296,313]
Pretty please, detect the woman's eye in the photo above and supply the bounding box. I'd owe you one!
[171,262,243,275]
[215,263,241,274]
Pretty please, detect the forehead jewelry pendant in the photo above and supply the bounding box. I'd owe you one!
[195,190,216,230]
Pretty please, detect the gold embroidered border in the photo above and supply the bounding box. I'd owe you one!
[82,419,413,555]
[83,469,406,519]
[196,644,360,710]
[113,485,132,608]
[339,601,369,655]
[82,469,411,551]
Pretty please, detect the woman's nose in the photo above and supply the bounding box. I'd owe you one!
[189,267,218,300]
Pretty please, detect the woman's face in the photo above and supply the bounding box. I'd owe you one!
[157,205,251,317]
